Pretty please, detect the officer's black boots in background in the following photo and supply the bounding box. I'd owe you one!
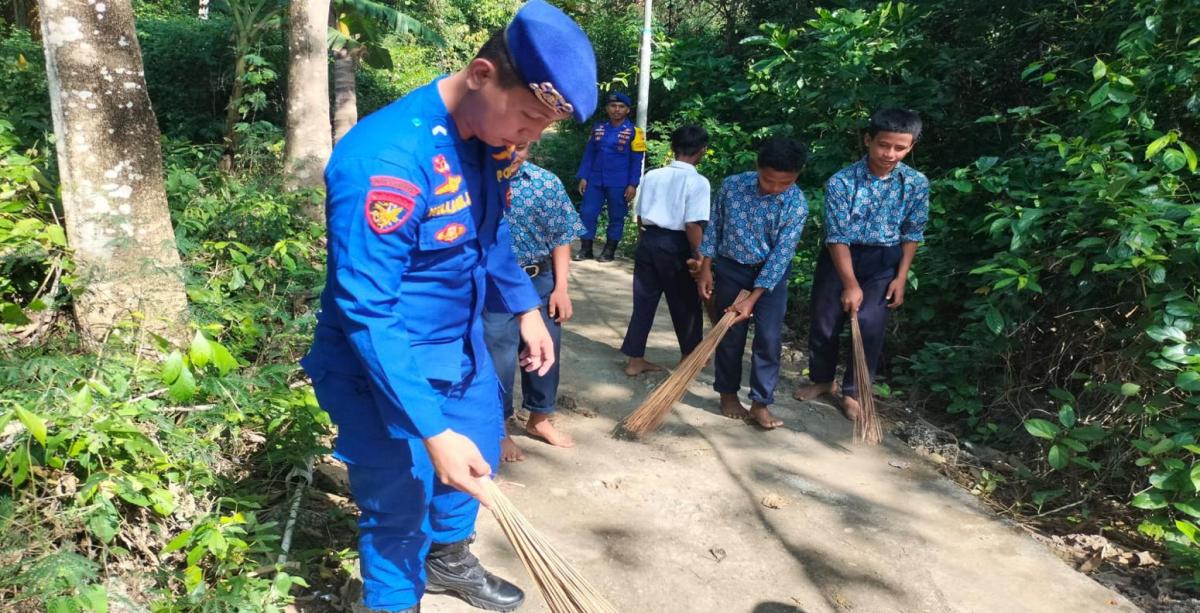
[574,239,594,261]
[596,239,618,262]
[425,538,525,612]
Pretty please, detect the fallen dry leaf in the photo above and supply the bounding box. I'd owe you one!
[761,493,790,509]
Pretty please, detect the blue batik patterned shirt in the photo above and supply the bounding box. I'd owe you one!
[699,171,808,291]
[824,157,930,246]
[508,162,585,267]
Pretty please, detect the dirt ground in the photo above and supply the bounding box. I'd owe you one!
[303,257,1143,613]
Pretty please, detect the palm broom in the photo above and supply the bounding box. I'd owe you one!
[849,314,883,444]
[622,290,751,436]
[479,478,620,613]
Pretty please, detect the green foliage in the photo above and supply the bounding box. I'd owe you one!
[0,27,50,143]
[137,17,238,142]
[631,0,1200,586]
[0,117,328,607]
[0,120,67,334]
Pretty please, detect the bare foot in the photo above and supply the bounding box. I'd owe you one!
[793,381,837,402]
[840,394,862,422]
[749,402,784,429]
[500,435,526,463]
[719,393,750,420]
[526,412,575,448]
[624,357,666,376]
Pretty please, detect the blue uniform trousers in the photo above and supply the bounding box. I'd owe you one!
[482,268,562,416]
[807,245,901,397]
[620,226,703,359]
[580,184,629,241]
[712,256,790,405]
[311,370,503,611]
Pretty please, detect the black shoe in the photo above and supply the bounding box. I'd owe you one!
[573,239,594,261]
[596,239,618,262]
[425,538,524,612]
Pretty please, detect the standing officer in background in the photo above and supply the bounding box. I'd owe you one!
[300,2,596,611]
[575,91,646,262]
[484,141,584,463]
[695,136,809,431]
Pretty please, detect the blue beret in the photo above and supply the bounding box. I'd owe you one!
[606,91,632,107]
[506,0,597,123]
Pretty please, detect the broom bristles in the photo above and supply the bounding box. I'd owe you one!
[621,290,751,436]
[850,315,883,444]
[480,479,620,613]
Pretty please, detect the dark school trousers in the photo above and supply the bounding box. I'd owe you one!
[482,266,562,416]
[580,184,629,241]
[712,256,791,406]
[807,244,902,398]
[620,225,703,359]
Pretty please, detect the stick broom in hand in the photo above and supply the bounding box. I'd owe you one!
[621,290,751,436]
[480,479,620,613]
[850,314,883,444]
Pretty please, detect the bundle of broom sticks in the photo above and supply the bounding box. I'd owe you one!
[621,290,750,436]
[480,478,620,613]
[850,314,883,444]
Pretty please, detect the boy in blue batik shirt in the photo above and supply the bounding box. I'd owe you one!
[484,141,585,463]
[695,136,809,431]
[793,108,930,424]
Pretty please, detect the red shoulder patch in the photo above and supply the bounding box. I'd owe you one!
[435,222,467,244]
[370,175,421,195]
[365,190,415,234]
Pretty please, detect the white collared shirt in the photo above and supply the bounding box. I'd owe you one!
[635,160,711,231]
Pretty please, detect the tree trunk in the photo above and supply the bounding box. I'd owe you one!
[331,47,358,144]
[38,0,190,348]
[283,0,332,213]
[198,0,209,20]
[221,51,247,170]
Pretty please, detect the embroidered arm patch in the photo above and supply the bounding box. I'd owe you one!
[365,189,416,234]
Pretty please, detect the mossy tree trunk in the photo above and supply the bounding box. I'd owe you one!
[38,0,190,349]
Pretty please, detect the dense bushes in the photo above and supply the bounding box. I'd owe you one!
[635,0,1200,584]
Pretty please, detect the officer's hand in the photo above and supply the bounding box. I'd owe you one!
[624,185,637,202]
[697,271,714,301]
[517,309,556,376]
[726,294,758,324]
[841,285,864,313]
[578,179,587,195]
[424,430,494,508]
[885,277,906,309]
[548,288,573,323]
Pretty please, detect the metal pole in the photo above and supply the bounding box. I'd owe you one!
[635,0,653,132]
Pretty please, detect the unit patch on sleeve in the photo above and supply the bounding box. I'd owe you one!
[435,222,467,244]
[426,191,472,217]
[369,175,421,195]
[432,154,464,196]
[365,189,415,234]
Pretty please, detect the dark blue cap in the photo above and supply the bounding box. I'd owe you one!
[506,0,597,123]
[606,91,632,107]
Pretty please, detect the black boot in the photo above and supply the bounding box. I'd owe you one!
[425,538,524,612]
[573,239,594,261]
[596,239,618,262]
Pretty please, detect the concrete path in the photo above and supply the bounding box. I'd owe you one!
[424,258,1138,613]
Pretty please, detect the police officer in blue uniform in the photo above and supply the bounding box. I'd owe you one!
[300,2,597,611]
[575,91,646,262]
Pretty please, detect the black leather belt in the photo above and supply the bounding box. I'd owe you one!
[522,260,549,277]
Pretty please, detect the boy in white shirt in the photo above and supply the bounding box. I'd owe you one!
[620,125,711,376]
